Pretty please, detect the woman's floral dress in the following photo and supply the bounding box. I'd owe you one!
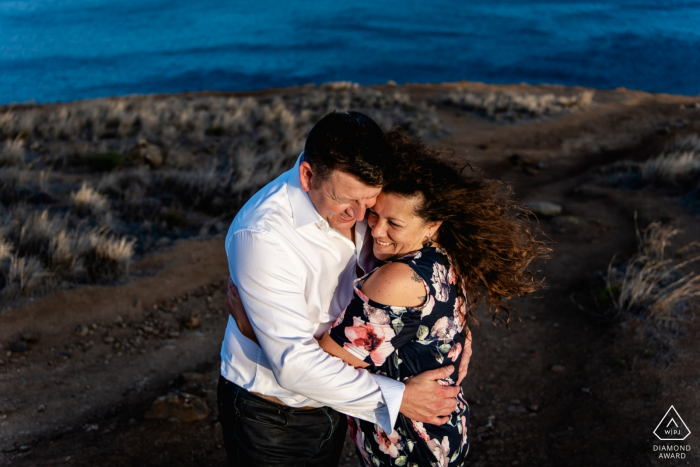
[329,247,469,467]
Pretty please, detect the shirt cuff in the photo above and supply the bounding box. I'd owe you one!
[371,374,405,433]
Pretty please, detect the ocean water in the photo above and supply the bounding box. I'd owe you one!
[1,0,699,104]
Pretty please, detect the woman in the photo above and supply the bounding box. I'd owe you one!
[317,130,550,467]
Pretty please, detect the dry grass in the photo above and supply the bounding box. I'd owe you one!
[606,221,700,318]
[0,235,13,262]
[0,136,26,167]
[18,210,66,258]
[640,151,700,187]
[0,86,450,298]
[5,255,47,295]
[439,89,594,122]
[73,228,136,279]
[0,207,136,296]
[71,183,110,219]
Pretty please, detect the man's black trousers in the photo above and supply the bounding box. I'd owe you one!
[217,376,348,466]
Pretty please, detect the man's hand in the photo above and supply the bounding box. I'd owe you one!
[227,278,259,345]
[456,327,472,386]
[399,366,461,425]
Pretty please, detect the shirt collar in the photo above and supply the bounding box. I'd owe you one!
[287,152,325,230]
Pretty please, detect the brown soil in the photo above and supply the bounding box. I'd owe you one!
[2,82,699,466]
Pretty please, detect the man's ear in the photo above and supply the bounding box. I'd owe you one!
[299,161,314,192]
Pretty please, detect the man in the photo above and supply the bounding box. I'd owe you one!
[218,111,471,466]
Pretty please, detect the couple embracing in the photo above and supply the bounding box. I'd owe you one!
[218,111,547,466]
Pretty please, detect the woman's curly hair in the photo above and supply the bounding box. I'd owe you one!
[384,130,551,325]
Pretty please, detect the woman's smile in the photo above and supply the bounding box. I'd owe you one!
[374,238,394,248]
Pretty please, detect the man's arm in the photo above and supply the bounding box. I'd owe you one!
[227,229,402,431]
[227,251,469,425]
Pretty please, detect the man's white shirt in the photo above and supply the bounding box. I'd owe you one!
[221,153,404,432]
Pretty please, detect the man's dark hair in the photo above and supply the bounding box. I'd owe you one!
[304,111,391,187]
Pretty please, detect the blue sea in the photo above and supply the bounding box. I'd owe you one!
[1,0,699,104]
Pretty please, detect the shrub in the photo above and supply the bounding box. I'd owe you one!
[4,255,47,295]
[640,151,700,187]
[86,152,127,172]
[439,90,594,122]
[71,182,110,219]
[0,137,26,168]
[73,227,135,280]
[18,210,66,259]
[606,221,700,318]
[0,235,12,262]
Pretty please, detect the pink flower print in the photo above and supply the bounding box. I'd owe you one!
[447,264,457,285]
[332,306,346,328]
[343,316,396,366]
[348,417,371,466]
[447,342,462,362]
[363,302,391,325]
[427,435,451,467]
[401,250,422,260]
[461,415,468,447]
[430,316,457,342]
[453,296,465,333]
[412,420,431,443]
[437,378,454,386]
[374,426,403,458]
[420,294,435,318]
[431,263,450,301]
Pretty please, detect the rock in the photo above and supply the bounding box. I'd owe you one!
[526,202,562,217]
[529,405,539,412]
[551,364,566,373]
[0,359,4,365]
[37,404,46,412]
[136,139,164,168]
[573,184,616,197]
[18,445,30,452]
[10,342,27,353]
[103,336,115,344]
[184,315,200,329]
[168,331,180,338]
[142,326,154,334]
[386,80,397,87]
[509,154,528,166]
[133,300,142,308]
[507,405,527,414]
[181,372,205,384]
[75,325,89,337]
[145,392,209,422]
[21,332,39,343]
[155,237,171,248]
[551,215,580,232]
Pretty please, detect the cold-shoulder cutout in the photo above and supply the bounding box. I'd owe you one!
[360,261,428,308]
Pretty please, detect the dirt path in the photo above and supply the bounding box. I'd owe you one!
[2,83,699,466]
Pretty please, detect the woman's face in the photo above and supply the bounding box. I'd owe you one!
[368,192,441,262]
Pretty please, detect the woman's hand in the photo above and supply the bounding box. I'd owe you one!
[456,327,472,385]
[227,278,259,345]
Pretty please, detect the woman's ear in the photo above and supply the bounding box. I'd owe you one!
[427,220,443,237]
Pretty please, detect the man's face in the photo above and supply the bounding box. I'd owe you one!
[300,162,382,233]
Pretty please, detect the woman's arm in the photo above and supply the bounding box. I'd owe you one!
[320,261,427,367]
[318,334,369,369]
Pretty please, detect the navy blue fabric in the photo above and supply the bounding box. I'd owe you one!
[330,247,470,467]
